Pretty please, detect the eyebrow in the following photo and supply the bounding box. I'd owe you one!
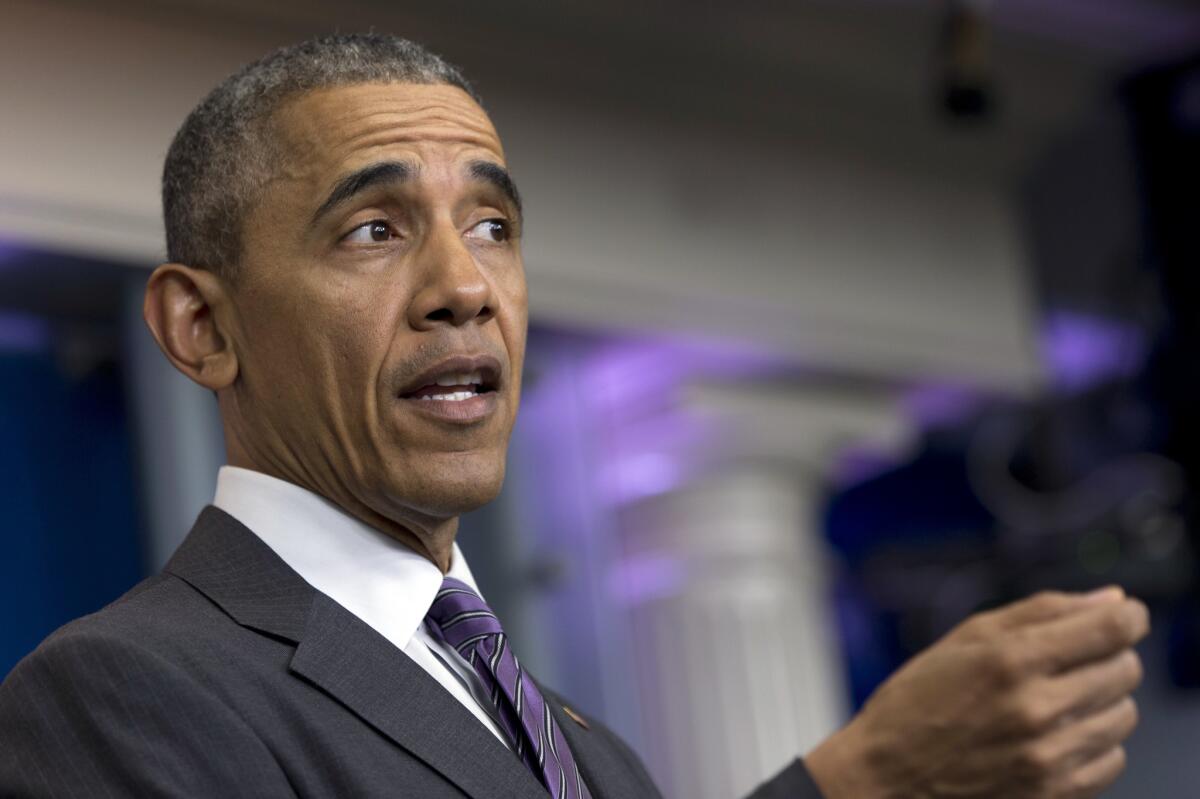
[311,160,415,224]
[310,158,524,225]
[468,160,523,216]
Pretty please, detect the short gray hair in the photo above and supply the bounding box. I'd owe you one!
[162,33,479,279]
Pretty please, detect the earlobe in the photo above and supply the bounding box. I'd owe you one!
[143,263,239,391]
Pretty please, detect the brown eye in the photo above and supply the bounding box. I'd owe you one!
[466,219,510,243]
[344,220,395,244]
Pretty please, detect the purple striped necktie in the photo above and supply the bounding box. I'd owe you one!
[425,577,591,799]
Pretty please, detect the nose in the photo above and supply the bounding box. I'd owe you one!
[407,226,497,330]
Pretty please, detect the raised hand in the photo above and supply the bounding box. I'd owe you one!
[806,588,1149,799]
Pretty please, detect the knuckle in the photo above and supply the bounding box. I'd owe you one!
[1065,747,1127,799]
[1031,590,1068,608]
[953,613,990,642]
[1118,697,1140,735]
[1017,740,1057,778]
[1121,650,1144,689]
[991,642,1030,685]
[1062,769,1094,799]
[1128,600,1151,635]
[1010,686,1053,734]
[1100,608,1133,644]
[1108,602,1149,644]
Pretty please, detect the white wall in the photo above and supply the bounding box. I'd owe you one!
[1,0,1041,392]
[500,97,1038,388]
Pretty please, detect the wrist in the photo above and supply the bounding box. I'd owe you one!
[805,717,890,799]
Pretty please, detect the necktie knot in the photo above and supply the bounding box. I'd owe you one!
[426,578,503,653]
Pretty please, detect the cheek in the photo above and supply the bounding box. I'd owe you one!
[317,293,402,393]
[242,276,398,400]
[505,284,529,358]
[496,265,528,330]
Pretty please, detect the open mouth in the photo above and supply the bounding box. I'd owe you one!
[402,371,498,402]
[396,356,503,410]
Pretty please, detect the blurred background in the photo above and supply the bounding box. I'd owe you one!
[2,0,1199,795]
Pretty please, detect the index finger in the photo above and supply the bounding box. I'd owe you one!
[1017,599,1150,674]
[980,587,1126,633]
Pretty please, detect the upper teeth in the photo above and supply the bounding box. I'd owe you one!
[420,391,476,402]
[435,372,482,387]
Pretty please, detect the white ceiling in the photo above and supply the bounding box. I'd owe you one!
[65,0,1198,190]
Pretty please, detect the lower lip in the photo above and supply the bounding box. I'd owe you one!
[399,391,499,423]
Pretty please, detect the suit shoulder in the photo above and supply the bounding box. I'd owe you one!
[4,572,235,685]
[4,575,205,684]
[0,578,238,757]
[73,569,228,629]
[0,579,292,797]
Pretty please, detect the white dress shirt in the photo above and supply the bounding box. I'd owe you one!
[212,465,511,748]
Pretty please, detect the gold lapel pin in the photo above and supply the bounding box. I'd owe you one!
[562,706,590,730]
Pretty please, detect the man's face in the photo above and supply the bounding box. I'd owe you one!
[223,82,527,534]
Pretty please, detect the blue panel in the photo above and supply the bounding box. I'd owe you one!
[0,350,143,678]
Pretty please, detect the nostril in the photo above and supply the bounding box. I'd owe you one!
[425,308,453,322]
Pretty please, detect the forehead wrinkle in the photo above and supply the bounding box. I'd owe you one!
[298,85,504,154]
[335,113,503,162]
[261,84,508,225]
[346,102,497,133]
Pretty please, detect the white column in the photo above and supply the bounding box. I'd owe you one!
[611,383,912,799]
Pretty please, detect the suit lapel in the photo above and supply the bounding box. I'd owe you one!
[166,506,546,799]
[538,686,660,799]
[291,592,546,798]
[165,506,313,641]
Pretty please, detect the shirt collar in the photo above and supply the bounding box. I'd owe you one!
[211,465,482,652]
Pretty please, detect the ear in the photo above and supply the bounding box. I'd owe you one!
[143,263,239,391]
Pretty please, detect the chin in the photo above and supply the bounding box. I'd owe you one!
[381,452,507,519]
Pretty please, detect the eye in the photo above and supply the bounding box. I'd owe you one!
[466,218,511,243]
[342,219,396,244]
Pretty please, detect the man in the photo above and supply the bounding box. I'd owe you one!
[0,34,1148,798]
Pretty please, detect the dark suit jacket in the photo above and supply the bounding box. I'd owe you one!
[0,506,823,798]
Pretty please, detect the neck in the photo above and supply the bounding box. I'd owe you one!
[224,447,458,574]
[349,499,459,574]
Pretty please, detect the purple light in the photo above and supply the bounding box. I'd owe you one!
[522,334,779,509]
[832,447,899,489]
[1041,311,1146,392]
[902,382,986,430]
[601,451,683,505]
[585,335,784,412]
[606,554,687,606]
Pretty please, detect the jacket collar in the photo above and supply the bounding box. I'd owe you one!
[210,465,485,655]
[164,506,546,799]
